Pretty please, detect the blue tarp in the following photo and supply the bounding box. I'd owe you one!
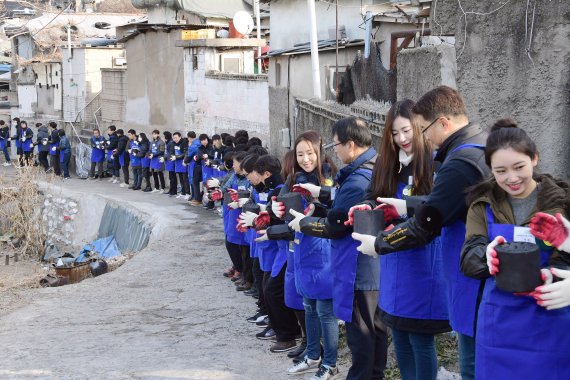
[75,236,121,262]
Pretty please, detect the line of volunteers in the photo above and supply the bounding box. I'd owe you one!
[205,86,570,380]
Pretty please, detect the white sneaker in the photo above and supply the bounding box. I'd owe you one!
[287,357,320,375]
[119,182,128,188]
[107,177,114,182]
[175,194,182,199]
[3,162,10,166]
[183,194,191,201]
[311,365,339,380]
[160,189,166,194]
[151,189,159,193]
[111,178,118,184]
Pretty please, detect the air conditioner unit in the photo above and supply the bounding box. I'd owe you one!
[220,53,243,73]
[113,57,127,67]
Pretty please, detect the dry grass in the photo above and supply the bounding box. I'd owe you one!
[0,165,48,259]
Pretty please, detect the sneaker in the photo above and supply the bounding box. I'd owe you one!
[223,268,235,278]
[183,194,191,200]
[288,337,307,358]
[287,357,320,375]
[108,177,114,182]
[190,200,202,206]
[246,311,267,324]
[270,340,297,353]
[236,282,252,292]
[256,316,269,328]
[3,162,11,166]
[112,178,119,184]
[244,287,259,297]
[151,189,159,193]
[310,365,339,380]
[175,194,183,199]
[143,187,153,192]
[230,273,242,282]
[255,327,276,340]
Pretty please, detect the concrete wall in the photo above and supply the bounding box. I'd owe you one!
[397,44,457,101]
[33,62,63,120]
[124,31,185,136]
[182,47,269,142]
[434,0,570,179]
[101,68,127,129]
[16,85,35,118]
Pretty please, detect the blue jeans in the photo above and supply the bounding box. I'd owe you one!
[303,298,339,367]
[2,145,10,162]
[391,329,437,380]
[458,333,475,380]
[61,152,71,178]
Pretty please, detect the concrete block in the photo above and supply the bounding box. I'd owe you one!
[396,44,457,101]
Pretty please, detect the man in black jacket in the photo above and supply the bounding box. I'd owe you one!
[49,121,61,175]
[352,86,490,380]
[114,129,130,187]
[190,134,210,205]
[35,123,50,171]
[0,120,11,166]
[107,126,119,183]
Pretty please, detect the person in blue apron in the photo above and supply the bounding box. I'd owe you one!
[57,129,72,179]
[272,131,341,379]
[460,119,570,379]
[223,151,252,290]
[189,134,211,206]
[139,133,153,192]
[47,121,61,175]
[171,132,190,199]
[15,120,33,166]
[350,102,449,380]
[127,129,142,190]
[89,128,106,180]
[0,120,11,166]
[35,122,50,171]
[184,131,201,203]
[351,86,490,380]
[149,129,166,193]
[162,131,177,196]
[106,125,119,183]
[298,118,389,380]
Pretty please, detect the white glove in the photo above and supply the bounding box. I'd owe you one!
[182,161,187,167]
[238,198,249,207]
[127,149,132,154]
[149,153,153,159]
[207,178,220,188]
[202,154,208,159]
[255,230,268,242]
[159,157,165,163]
[377,197,407,216]
[51,146,56,152]
[486,236,505,275]
[169,155,176,161]
[239,211,258,227]
[294,183,321,198]
[288,209,306,233]
[351,232,378,258]
[271,198,285,219]
[7,137,11,141]
[20,137,26,142]
[535,268,570,310]
[259,204,267,212]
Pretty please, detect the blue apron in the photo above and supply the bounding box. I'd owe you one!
[50,142,58,156]
[254,186,284,272]
[331,168,374,322]
[440,143,486,337]
[294,232,333,300]
[0,137,5,150]
[475,206,570,379]
[119,150,126,167]
[59,140,66,163]
[226,179,247,246]
[15,130,22,149]
[202,162,214,182]
[91,137,105,163]
[21,130,33,152]
[379,183,448,321]
[165,143,175,172]
[187,160,195,182]
[174,145,185,173]
[130,140,141,167]
[283,240,304,310]
[150,141,163,170]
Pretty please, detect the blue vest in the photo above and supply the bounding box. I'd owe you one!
[440,143,486,337]
[91,136,105,163]
[150,141,163,170]
[283,240,304,310]
[129,140,141,167]
[379,182,449,322]
[331,168,374,322]
[475,205,570,379]
[254,185,284,273]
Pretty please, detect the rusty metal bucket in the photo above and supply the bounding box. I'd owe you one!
[55,262,91,284]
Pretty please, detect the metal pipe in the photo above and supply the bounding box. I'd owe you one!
[335,0,338,100]
[307,0,321,99]
[364,11,372,59]
[255,0,262,73]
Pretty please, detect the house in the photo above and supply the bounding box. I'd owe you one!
[264,0,433,156]
[117,0,269,137]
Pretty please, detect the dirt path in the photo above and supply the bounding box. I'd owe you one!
[0,175,308,380]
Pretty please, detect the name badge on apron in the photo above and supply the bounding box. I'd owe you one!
[259,193,268,202]
[513,226,535,243]
[331,187,337,201]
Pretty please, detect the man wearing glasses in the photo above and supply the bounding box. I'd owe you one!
[352,86,489,380]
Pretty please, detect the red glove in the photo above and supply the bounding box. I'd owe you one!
[345,204,372,226]
[375,203,400,225]
[211,189,222,202]
[193,155,198,161]
[255,211,271,230]
[530,212,570,252]
[292,184,312,198]
[236,219,248,233]
[230,191,240,203]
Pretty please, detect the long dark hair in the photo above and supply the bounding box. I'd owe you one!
[286,130,337,189]
[281,150,295,181]
[369,100,433,198]
[139,132,149,143]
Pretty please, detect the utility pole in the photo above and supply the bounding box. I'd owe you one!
[307,0,321,99]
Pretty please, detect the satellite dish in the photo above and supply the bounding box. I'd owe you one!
[233,11,254,35]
